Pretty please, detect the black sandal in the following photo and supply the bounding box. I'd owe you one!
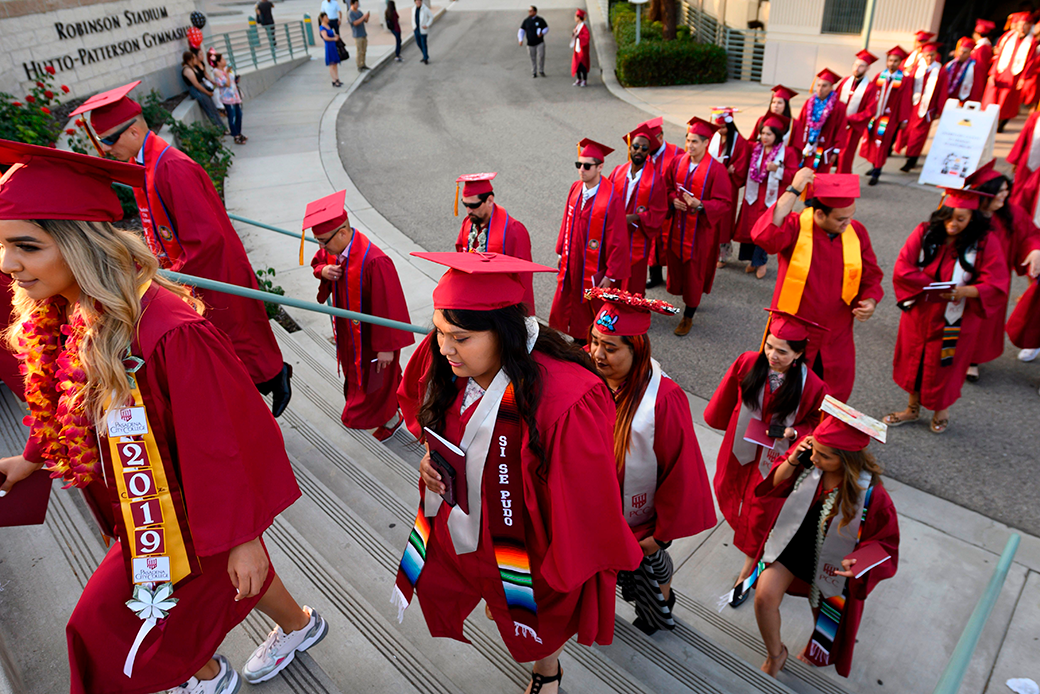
[529,664,563,693]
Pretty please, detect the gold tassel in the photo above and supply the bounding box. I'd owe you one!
[299,231,306,266]
[627,134,632,163]
[759,313,772,352]
[454,182,459,217]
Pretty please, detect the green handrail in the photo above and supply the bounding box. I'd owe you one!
[159,270,428,335]
[227,213,320,245]
[931,533,1021,694]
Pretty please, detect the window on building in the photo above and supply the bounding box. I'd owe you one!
[821,0,867,34]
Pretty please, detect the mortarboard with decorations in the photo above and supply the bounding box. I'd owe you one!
[855,50,878,65]
[413,252,555,311]
[69,81,143,135]
[454,172,496,216]
[965,159,1003,188]
[578,137,614,162]
[301,190,349,263]
[813,395,887,450]
[815,68,842,85]
[770,84,799,102]
[914,30,935,43]
[939,186,992,210]
[807,173,860,208]
[887,45,909,60]
[0,139,143,222]
[975,19,996,35]
[687,116,718,139]
[586,287,678,336]
[764,308,827,343]
[711,107,740,125]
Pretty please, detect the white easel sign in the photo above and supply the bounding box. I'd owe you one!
[918,100,999,188]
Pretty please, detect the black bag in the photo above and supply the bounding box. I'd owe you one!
[336,38,350,60]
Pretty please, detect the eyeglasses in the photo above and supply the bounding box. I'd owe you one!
[461,200,485,210]
[99,121,134,146]
[630,144,649,152]
[575,161,597,171]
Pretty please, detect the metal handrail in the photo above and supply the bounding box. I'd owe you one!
[202,19,310,73]
[227,213,320,245]
[931,534,1021,694]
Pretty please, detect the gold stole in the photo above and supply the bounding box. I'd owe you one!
[777,208,862,314]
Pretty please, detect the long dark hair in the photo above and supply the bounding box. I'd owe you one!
[919,206,990,274]
[976,175,1013,228]
[418,304,599,479]
[721,121,737,159]
[385,0,397,22]
[605,333,652,473]
[740,335,808,425]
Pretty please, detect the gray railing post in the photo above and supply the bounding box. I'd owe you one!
[267,24,278,63]
[285,23,294,58]
[223,33,237,72]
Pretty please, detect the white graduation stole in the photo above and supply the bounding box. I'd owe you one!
[731,364,807,478]
[840,76,869,115]
[622,359,663,528]
[918,62,941,118]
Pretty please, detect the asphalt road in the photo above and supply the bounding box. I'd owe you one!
[339,9,1040,534]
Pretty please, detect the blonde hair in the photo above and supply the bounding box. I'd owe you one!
[831,447,884,531]
[4,219,202,430]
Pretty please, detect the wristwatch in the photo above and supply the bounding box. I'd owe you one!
[786,186,803,196]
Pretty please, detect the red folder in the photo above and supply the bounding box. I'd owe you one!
[844,542,891,579]
[0,469,52,527]
[743,417,775,449]
[423,427,468,514]
[365,359,385,394]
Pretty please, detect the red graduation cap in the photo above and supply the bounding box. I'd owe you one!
[587,287,678,336]
[760,111,791,134]
[1010,11,1033,24]
[711,107,738,124]
[764,308,827,342]
[809,173,860,208]
[940,186,992,210]
[69,81,142,134]
[454,172,497,215]
[957,37,976,51]
[813,395,887,451]
[640,116,665,137]
[687,116,718,139]
[914,30,935,43]
[578,137,613,161]
[0,139,143,222]
[575,8,586,19]
[855,50,878,65]
[965,158,1002,187]
[921,41,942,54]
[301,190,348,263]
[412,252,555,311]
[975,19,996,34]
[815,68,841,85]
[887,45,909,60]
[771,84,799,101]
[624,123,656,146]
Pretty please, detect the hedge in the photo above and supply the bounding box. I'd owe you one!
[610,3,728,88]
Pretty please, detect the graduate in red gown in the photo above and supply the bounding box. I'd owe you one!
[900,30,934,76]
[393,253,642,694]
[983,12,1039,132]
[454,172,535,313]
[705,310,828,606]
[586,288,715,633]
[835,51,879,175]
[898,42,948,173]
[747,406,899,679]
[0,141,322,694]
[861,46,913,187]
[709,107,751,268]
[550,138,630,341]
[609,124,670,296]
[643,116,685,290]
[735,112,799,279]
[966,162,1040,379]
[753,85,797,147]
[0,273,25,400]
[972,19,996,77]
[1006,278,1040,355]
[945,38,985,105]
[883,187,1008,434]
[667,117,734,336]
[791,69,848,173]
[570,9,590,86]
[1006,110,1040,223]
[752,170,884,402]
[305,191,415,438]
[72,82,293,417]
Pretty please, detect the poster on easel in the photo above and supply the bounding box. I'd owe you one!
[918,100,999,188]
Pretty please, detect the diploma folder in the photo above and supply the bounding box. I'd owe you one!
[742,417,775,449]
[0,469,52,527]
[843,543,891,579]
[921,281,957,303]
[423,427,469,515]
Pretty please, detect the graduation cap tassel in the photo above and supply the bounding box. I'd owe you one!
[79,121,105,158]
[454,182,459,217]
[627,134,632,163]
[299,231,306,266]
[759,312,772,353]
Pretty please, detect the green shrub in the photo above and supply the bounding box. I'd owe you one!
[0,67,73,147]
[169,119,233,197]
[254,267,285,319]
[141,90,171,130]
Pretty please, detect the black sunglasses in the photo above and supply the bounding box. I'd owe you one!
[461,200,485,210]
[99,121,134,146]
[630,143,650,152]
[575,161,597,170]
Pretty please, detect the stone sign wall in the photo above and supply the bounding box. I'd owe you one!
[0,0,202,104]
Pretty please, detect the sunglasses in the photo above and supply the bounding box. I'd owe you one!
[575,161,598,171]
[630,144,649,152]
[99,121,134,146]
[461,200,485,210]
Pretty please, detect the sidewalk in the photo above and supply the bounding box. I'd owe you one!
[222,1,1040,690]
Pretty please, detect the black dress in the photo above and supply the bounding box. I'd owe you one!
[775,497,826,584]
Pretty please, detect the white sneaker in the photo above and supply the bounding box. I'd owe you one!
[242,606,328,684]
[1018,348,1040,362]
[167,655,240,694]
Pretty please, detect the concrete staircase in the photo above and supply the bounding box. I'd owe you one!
[0,317,853,694]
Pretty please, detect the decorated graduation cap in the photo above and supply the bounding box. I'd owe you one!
[770,84,798,101]
[711,107,739,125]
[454,172,496,216]
[586,287,678,336]
[914,30,935,42]
[760,111,791,134]
[887,45,909,60]
[815,68,841,85]
[939,186,992,210]
[0,138,143,222]
[957,37,976,51]
[578,137,613,162]
[69,80,142,134]
[413,252,554,311]
[764,308,827,342]
[813,395,887,451]
[855,50,878,65]
[974,19,996,34]
[808,173,860,208]
[301,190,348,263]
[965,158,1002,187]
[687,116,718,139]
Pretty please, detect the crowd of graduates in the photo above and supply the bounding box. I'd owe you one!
[1,12,1040,692]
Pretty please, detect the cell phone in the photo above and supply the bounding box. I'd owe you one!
[766,423,787,439]
[428,450,457,507]
[797,447,814,469]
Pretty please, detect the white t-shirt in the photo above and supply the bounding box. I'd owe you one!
[321,0,340,21]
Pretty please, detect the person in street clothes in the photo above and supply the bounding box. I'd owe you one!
[883,187,1009,434]
[549,138,630,342]
[965,162,1040,379]
[393,252,642,694]
[413,0,432,64]
[0,141,326,694]
[749,405,899,678]
[983,11,1038,133]
[609,124,670,296]
[347,0,370,71]
[709,107,750,269]
[792,69,848,173]
[735,112,799,279]
[752,170,884,403]
[305,191,414,440]
[972,19,997,76]
[835,51,879,175]
[861,46,913,187]
[72,82,294,417]
[519,5,549,78]
[1006,110,1040,224]
[319,12,343,87]
[571,8,590,87]
[901,30,934,74]
[667,117,734,336]
[642,116,684,290]
[946,37,985,105]
[454,172,536,313]
[587,288,715,634]
[898,42,948,173]
[754,85,797,146]
[704,309,828,608]
[386,1,403,62]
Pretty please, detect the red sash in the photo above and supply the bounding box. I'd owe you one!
[460,204,512,253]
[670,153,715,262]
[612,163,658,263]
[556,181,615,299]
[133,132,185,269]
[325,229,371,387]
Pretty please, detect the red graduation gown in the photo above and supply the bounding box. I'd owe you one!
[142,139,284,385]
[550,179,630,339]
[454,204,535,314]
[608,161,669,296]
[60,285,301,694]
[623,376,716,543]
[892,223,1008,410]
[751,211,885,402]
[311,239,415,429]
[709,132,750,246]
[902,62,949,158]
[791,96,848,173]
[860,69,913,170]
[733,145,799,245]
[570,21,590,76]
[972,205,1040,363]
[402,353,643,662]
[1007,277,1040,348]
[704,351,827,556]
[983,31,1040,121]
[747,462,899,679]
[835,75,879,174]
[0,274,25,400]
[648,141,685,268]
[972,40,994,80]
[665,154,733,307]
[1008,112,1040,220]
